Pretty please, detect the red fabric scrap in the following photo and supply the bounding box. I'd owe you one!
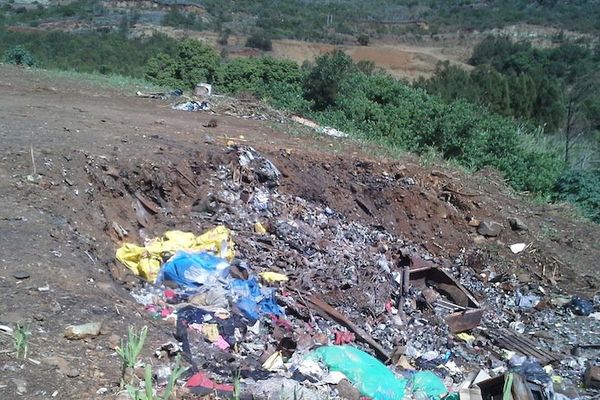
[334,330,355,345]
[185,372,234,391]
[271,316,293,331]
[161,307,173,318]
[385,300,393,313]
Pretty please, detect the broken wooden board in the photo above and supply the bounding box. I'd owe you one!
[446,309,484,334]
[306,294,390,362]
[484,328,560,364]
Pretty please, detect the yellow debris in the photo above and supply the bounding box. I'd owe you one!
[115,226,234,283]
[262,351,284,371]
[254,222,267,234]
[259,271,289,283]
[201,324,220,343]
[456,332,476,343]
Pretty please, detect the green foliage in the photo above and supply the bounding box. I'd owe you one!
[162,7,203,30]
[357,34,370,46]
[303,50,356,110]
[145,39,218,88]
[420,36,600,133]
[116,325,147,384]
[0,28,178,77]
[216,56,301,94]
[246,31,273,51]
[553,169,600,222]
[3,45,37,67]
[13,323,31,359]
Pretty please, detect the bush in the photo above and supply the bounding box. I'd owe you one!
[302,50,355,110]
[3,45,37,67]
[357,34,370,46]
[553,169,600,222]
[246,31,272,51]
[145,39,218,88]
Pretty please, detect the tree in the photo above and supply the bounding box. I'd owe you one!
[3,45,37,67]
[145,39,219,88]
[303,50,355,110]
[563,74,600,165]
[246,31,272,51]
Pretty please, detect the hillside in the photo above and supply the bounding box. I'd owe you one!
[0,64,599,399]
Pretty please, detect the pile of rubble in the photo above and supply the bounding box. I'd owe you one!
[113,145,600,399]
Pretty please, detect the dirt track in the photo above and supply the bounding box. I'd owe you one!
[0,65,599,398]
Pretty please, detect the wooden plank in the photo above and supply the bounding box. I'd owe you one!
[306,294,390,362]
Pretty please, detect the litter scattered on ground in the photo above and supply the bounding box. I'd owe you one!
[172,100,211,112]
[111,143,600,399]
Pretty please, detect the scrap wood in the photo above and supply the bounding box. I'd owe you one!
[305,294,391,362]
[134,191,161,214]
[442,185,480,197]
[175,165,198,188]
[484,328,560,364]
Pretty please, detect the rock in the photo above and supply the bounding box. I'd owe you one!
[64,321,102,339]
[12,378,27,395]
[248,377,323,400]
[43,356,70,372]
[107,334,121,350]
[337,379,360,400]
[13,271,30,280]
[66,368,80,378]
[508,217,528,231]
[477,220,503,237]
[584,365,600,389]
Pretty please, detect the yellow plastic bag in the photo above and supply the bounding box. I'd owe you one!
[115,226,234,283]
[259,271,289,283]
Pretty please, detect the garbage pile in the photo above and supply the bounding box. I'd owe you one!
[115,145,600,399]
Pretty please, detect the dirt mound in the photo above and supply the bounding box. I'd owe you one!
[1,66,599,398]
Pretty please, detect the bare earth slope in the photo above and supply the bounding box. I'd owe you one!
[0,66,598,398]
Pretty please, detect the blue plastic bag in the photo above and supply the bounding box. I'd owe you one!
[229,277,284,320]
[158,251,229,288]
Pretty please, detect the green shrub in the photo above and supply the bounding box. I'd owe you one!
[145,39,218,88]
[246,31,272,51]
[216,56,301,95]
[553,169,600,222]
[3,45,37,67]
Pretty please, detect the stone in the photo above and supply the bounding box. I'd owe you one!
[508,217,528,231]
[584,365,600,389]
[477,220,503,237]
[107,334,121,350]
[12,378,27,395]
[64,322,102,340]
[13,271,30,280]
[337,379,360,400]
[66,368,80,378]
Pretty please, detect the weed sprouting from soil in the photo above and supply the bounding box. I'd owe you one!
[13,323,30,359]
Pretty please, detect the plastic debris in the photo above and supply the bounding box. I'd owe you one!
[172,100,210,112]
[254,221,267,234]
[158,251,230,288]
[262,351,285,371]
[185,372,233,391]
[510,243,527,254]
[309,345,407,400]
[259,271,289,283]
[115,226,234,282]
[568,296,594,316]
